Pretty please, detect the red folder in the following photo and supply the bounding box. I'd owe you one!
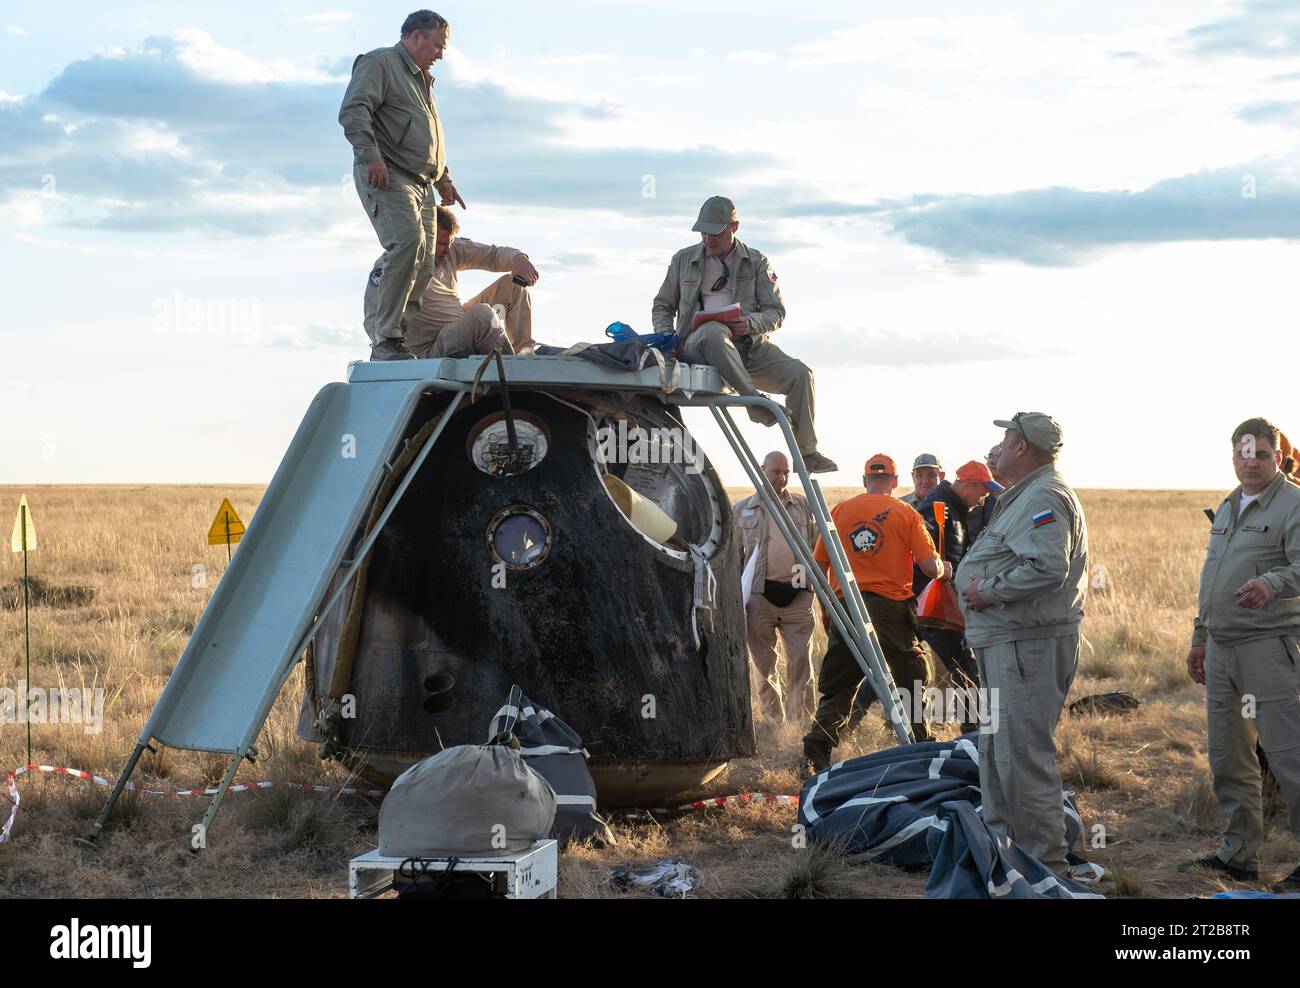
[690,304,743,333]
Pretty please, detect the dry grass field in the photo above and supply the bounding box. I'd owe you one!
[1,482,1295,898]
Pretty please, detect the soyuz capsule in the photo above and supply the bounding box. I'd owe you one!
[298,378,755,804]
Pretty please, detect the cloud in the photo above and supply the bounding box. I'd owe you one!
[788,14,1058,76]
[795,326,1063,368]
[787,164,1300,267]
[1238,100,1300,125]
[268,323,358,349]
[5,25,27,37]
[294,12,352,25]
[0,30,767,240]
[537,53,616,66]
[542,247,667,276]
[1185,0,1300,59]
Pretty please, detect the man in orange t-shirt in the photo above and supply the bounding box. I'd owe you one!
[802,454,952,772]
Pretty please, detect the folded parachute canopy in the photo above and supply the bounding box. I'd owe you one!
[798,736,1101,899]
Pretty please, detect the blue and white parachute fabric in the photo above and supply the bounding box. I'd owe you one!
[925,801,1101,899]
[798,735,1102,899]
[488,687,616,846]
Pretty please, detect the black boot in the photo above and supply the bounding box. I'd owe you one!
[370,337,416,361]
[1273,863,1300,893]
[801,740,830,776]
[1177,854,1258,881]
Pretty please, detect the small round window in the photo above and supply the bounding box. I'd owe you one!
[467,411,550,477]
[485,505,553,570]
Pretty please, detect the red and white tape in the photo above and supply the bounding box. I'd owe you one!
[639,792,799,814]
[3,764,798,844]
[2,764,387,845]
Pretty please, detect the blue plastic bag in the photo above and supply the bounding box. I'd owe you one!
[605,322,678,356]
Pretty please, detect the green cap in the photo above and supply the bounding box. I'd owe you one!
[692,196,738,235]
[912,453,944,471]
[994,412,1063,453]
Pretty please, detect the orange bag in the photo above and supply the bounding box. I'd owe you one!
[916,501,965,630]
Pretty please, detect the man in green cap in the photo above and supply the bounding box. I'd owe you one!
[901,453,945,507]
[340,11,465,361]
[954,411,1089,876]
[651,196,837,474]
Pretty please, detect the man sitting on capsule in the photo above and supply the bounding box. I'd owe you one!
[651,196,837,474]
[364,205,540,358]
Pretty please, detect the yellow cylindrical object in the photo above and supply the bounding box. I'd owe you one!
[602,474,678,545]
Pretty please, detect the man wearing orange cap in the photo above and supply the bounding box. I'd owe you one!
[967,444,1005,543]
[801,454,952,772]
[914,461,1005,729]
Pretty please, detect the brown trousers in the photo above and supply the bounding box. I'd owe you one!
[746,590,817,722]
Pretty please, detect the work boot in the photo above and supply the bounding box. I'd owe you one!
[1273,864,1300,893]
[1176,854,1258,881]
[801,451,838,474]
[801,740,830,776]
[370,337,416,361]
[746,403,779,427]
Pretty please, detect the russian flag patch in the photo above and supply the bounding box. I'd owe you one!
[1032,509,1056,528]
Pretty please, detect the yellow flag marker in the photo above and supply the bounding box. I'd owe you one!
[207,498,246,559]
[11,494,36,552]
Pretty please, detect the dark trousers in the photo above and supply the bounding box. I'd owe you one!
[920,626,981,731]
[803,593,931,762]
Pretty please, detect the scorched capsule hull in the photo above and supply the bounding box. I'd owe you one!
[298,386,754,804]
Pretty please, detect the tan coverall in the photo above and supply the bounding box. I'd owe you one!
[956,463,1089,874]
[340,44,452,343]
[364,239,533,358]
[734,489,818,720]
[651,240,820,455]
[1194,471,1300,872]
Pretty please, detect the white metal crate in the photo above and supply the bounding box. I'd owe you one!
[348,839,558,899]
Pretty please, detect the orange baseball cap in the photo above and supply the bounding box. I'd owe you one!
[956,460,1005,492]
[864,454,897,477]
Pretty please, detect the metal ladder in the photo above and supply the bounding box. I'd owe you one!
[674,393,916,747]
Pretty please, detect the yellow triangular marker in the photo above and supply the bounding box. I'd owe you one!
[207,498,246,546]
[10,495,37,552]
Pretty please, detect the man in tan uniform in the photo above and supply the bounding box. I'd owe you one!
[733,451,819,721]
[1182,417,1300,892]
[652,197,836,474]
[340,11,465,360]
[364,206,540,358]
[956,412,1088,876]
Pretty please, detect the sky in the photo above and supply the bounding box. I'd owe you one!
[1,0,1298,491]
